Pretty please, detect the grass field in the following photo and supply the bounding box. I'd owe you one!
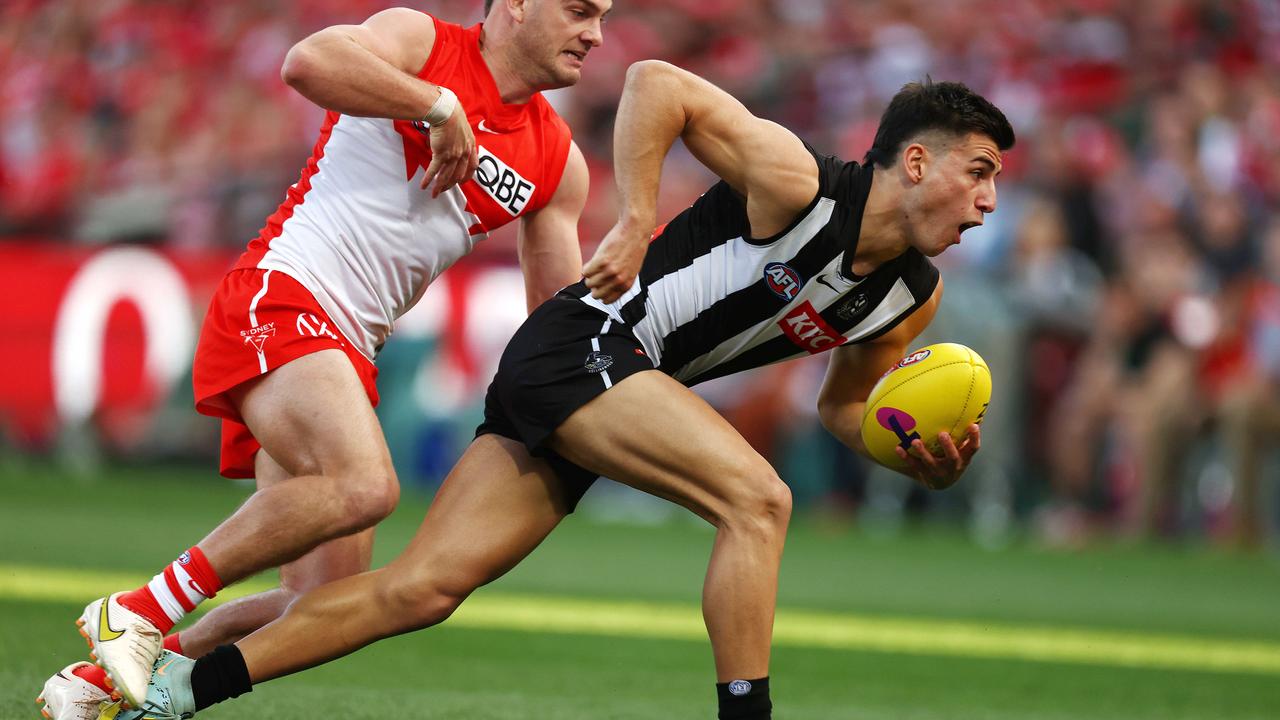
[3,456,1279,719]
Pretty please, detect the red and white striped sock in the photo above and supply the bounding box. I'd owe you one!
[117,547,224,633]
[163,633,184,655]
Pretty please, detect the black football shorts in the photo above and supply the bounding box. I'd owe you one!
[476,291,656,509]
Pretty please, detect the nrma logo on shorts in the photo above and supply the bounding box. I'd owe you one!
[764,262,803,301]
[475,146,535,216]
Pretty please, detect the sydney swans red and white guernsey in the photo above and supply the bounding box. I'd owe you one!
[236,18,572,360]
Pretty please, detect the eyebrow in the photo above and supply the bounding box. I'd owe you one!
[574,0,612,16]
[971,156,1002,176]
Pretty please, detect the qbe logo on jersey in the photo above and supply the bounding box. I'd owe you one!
[475,146,535,216]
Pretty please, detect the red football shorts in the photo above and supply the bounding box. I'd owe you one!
[192,268,379,479]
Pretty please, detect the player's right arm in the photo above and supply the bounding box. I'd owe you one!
[584,60,820,302]
[817,280,980,490]
[281,8,477,196]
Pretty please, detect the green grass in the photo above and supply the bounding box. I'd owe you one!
[3,457,1280,719]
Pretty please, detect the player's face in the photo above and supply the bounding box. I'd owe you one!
[906,133,1002,257]
[520,0,609,89]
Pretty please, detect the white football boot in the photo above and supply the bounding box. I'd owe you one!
[76,593,163,709]
[36,662,122,720]
[113,651,197,720]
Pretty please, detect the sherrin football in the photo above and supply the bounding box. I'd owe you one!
[860,342,991,474]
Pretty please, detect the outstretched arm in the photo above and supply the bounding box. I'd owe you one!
[584,60,820,302]
[817,280,980,489]
[517,142,590,312]
[281,8,476,195]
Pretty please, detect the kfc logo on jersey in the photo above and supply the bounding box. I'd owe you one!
[764,262,803,301]
[240,323,276,353]
[474,146,534,216]
[779,302,846,353]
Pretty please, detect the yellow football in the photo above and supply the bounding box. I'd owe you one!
[860,342,991,474]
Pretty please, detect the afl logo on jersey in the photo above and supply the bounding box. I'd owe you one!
[475,146,535,216]
[764,262,803,301]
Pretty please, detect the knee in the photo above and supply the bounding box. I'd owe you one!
[376,571,471,631]
[336,465,400,531]
[717,464,792,538]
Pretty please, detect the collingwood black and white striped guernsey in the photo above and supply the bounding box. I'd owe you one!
[563,145,940,386]
[478,144,942,497]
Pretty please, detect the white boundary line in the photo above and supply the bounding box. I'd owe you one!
[3,563,1277,676]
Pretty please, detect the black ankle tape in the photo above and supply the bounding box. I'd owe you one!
[715,676,771,720]
[191,644,252,710]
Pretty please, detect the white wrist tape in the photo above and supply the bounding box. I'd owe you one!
[424,87,458,127]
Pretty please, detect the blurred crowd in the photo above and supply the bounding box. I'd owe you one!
[2,0,1278,546]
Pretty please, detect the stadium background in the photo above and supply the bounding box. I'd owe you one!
[3,0,1277,545]
[1,1,1279,718]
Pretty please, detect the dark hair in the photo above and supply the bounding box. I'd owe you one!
[485,0,494,13]
[863,79,1015,168]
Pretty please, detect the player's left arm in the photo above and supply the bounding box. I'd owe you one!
[516,141,590,313]
[817,278,980,489]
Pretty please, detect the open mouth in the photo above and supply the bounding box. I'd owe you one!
[563,50,587,63]
[959,221,981,233]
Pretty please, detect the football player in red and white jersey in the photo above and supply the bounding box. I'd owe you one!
[41,1,610,715]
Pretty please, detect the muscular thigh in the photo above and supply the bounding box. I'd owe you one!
[547,370,777,525]
[389,434,570,592]
[231,349,392,478]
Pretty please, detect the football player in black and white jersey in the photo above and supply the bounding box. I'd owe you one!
[138,62,1013,720]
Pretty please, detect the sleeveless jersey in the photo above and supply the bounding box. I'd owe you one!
[236,18,572,360]
[565,147,939,386]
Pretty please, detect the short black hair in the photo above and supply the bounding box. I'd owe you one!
[863,79,1015,168]
[485,0,494,13]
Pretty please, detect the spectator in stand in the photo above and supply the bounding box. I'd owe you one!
[2,0,1278,542]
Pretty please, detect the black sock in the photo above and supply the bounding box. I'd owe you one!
[190,644,253,710]
[716,676,771,720]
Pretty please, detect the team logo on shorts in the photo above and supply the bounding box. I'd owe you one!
[584,351,614,373]
[763,262,803,301]
[835,292,868,321]
[240,322,277,353]
[177,551,191,565]
[728,680,752,696]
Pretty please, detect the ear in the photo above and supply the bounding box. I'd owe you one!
[902,142,928,185]
[507,0,529,22]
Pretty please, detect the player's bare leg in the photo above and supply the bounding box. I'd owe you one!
[169,451,377,657]
[202,349,398,579]
[234,434,571,682]
[79,349,398,706]
[548,370,791,685]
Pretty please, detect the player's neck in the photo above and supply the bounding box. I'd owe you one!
[478,27,537,105]
[851,167,911,274]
